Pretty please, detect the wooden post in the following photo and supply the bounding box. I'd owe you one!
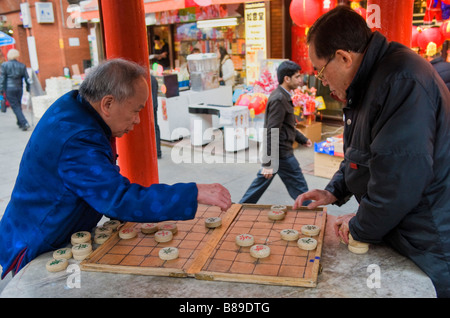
[99,0,159,186]
[366,0,415,47]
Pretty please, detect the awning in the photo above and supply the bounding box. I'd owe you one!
[80,0,262,21]
[0,31,15,47]
[144,0,186,13]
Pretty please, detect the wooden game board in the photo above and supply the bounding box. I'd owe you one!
[81,204,327,287]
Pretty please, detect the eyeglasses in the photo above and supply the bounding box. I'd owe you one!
[315,55,334,81]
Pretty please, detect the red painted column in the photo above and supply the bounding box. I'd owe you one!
[99,0,159,186]
[366,0,415,47]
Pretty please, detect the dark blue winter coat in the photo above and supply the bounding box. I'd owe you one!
[324,32,450,297]
[0,91,198,278]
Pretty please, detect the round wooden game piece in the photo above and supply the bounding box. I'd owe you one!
[271,205,287,211]
[71,231,91,245]
[297,237,317,251]
[348,244,369,254]
[141,223,159,234]
[95,226,113,236]
[158,247,179,260]
[268,210,286,221]
[280,229,300,241]
[102,220,121,231]
[301,224,321,236]
[119,227,138,239]
[71,243,93,260]
[94,233,111,244]
[235,234,254,247]
[154,230,173,243]
[53,247,72,260]
[348,233,369,249]
[46,258,68,272]
[205,217,222,228]
[159,223,178,234]
[250,245,271,259]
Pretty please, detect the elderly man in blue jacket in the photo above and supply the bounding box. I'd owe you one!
[294,6,450,297]
[0,58,231,279]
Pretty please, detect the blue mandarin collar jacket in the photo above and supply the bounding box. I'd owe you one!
[0,91,198,278]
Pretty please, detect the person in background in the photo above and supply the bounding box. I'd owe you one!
[0,58,231,280]
[217,46,235,87]
[191,48,201,54]
[293,6,450,298]
[0,49,32,131]
[150,75,162,158]
[426,42,450,91]
[151,35,170,70]
[240,60,312,204]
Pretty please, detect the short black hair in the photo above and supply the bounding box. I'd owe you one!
[277,61,301,85]
[154,35,161,41]
[307,5,372,60]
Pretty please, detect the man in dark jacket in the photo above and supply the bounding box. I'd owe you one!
[240,61,312,204]
[430,54,450,91]
[293,6,450,297]
[0,49,32,130]
[0,59,231,279]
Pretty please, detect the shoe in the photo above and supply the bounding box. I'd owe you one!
[21,123,30,131]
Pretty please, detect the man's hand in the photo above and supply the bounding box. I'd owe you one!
[197,183,232,211]
[293,189,337,209]
[303,139,313,147]
[261,168,273,179]
[333,213,356,244]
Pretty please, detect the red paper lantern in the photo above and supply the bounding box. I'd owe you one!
[442,0,450,5]
[290,0,322,27]
[248,93,268,116]
[417,27,445,50]
[441,20,450,40]
[236,94,252,107]
[411,26,420,47]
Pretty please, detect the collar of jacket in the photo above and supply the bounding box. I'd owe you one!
[431,56,444,65]
[345,31,389,109]
[76,91,112,139]
[276,85,293,103]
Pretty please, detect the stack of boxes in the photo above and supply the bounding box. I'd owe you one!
[32,77,73,119]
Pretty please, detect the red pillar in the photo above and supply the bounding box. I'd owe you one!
[99,0,159,186]
[366,0,415,47]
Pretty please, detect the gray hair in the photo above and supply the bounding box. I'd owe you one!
[7,49,20,61]
[79,58,147,103]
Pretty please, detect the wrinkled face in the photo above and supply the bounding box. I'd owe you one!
[309,43,350,102]
[107,77,149,138]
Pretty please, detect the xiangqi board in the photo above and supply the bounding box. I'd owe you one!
[80,204,327,287]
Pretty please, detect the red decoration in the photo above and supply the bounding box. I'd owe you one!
[417,27,445,50]
[248,93,268,116]
[236,94,252,107]
[289,0,322,27]
[424,0,442,24]
[321,0,337,14]
[441,20,450,40]
[443,0,450,4]
[411,26,420,47]
[291,25,314,75]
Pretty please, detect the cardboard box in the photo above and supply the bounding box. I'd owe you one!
[295,121,322,147]
[314,152,344,179]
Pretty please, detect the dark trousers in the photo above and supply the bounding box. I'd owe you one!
[6,88,28,128]
[239,155,311,205]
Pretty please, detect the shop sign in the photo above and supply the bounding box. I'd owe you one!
[245,1,267,85]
